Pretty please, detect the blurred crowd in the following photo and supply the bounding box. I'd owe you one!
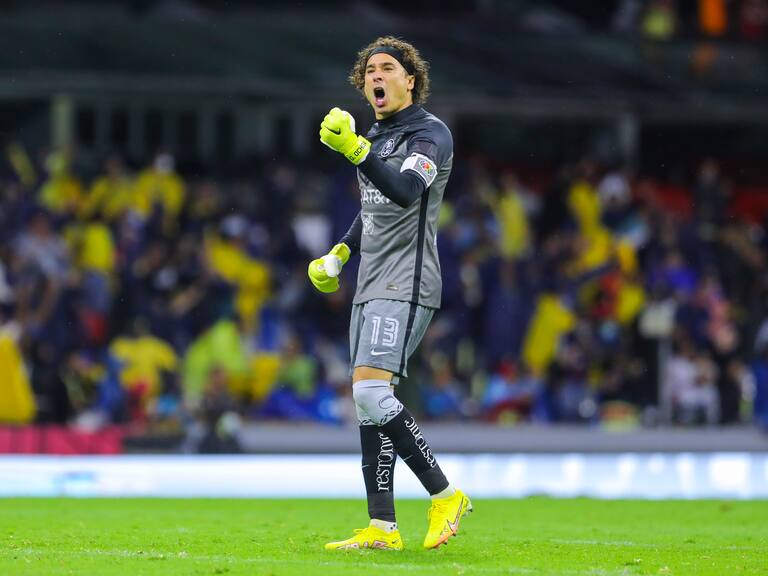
[415,0,768,43]
[617,0,768,42]
[1,143,767,447]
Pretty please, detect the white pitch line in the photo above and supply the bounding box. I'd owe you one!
[0,547,634,575]
[544,538,766,551]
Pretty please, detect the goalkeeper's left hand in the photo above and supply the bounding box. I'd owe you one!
[319,108,371,165]
[307,243,351,294]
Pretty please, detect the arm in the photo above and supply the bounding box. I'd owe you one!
[340,211,363,257]
[358,156,425,208]
[356,133,445,208]
[319,108,450,207]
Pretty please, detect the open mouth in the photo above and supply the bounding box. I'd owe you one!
[373,86,386,107]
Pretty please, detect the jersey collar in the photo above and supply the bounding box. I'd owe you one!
[375,104,423,128]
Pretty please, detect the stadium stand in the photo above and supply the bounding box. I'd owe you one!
[1,0,767,454]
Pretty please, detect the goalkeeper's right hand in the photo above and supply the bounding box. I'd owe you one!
[308,243,351,293]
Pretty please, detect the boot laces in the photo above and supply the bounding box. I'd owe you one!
[427,499,450,525]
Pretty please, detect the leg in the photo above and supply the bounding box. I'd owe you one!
[350,302,452,495]
[351,366,472,549]
[355,369,397,524]
[343,301,472,550]
[352,366,450,495]
[325,310,402,551]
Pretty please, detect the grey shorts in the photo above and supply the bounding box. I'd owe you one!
[349,299,435,384]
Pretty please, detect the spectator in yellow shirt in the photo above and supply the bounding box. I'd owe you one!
[38,149,84,215]
[110,319,178,418]
[64,215,117,324]
[133,151,185,227]
[205,216,271,331]
[80,155,137,221]
[494,171,532,261]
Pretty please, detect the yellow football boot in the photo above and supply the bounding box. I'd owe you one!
[325,524,404,551]
[423,489,472,549]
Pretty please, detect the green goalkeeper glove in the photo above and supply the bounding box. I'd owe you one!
[319,108,371,165]
[307,243,351,293]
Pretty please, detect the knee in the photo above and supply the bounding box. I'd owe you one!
[352,381,384,414]
[352,380,403,426]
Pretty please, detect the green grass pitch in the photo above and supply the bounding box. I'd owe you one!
[1,498,767,575]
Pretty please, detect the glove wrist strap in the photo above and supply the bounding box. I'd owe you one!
[343,136,371,165]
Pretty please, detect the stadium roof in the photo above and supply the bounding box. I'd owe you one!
[1,5,766,121]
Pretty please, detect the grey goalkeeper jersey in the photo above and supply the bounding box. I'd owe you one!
[353,105,453,309]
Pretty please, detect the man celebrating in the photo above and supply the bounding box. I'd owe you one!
[309,36,471,551]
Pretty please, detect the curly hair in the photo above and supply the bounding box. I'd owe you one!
[348,36,431,105]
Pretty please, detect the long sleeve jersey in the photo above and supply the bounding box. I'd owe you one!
[340,105,453,309]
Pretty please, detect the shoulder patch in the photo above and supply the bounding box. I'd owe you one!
[400,153,438,187]
[418,157,436,178]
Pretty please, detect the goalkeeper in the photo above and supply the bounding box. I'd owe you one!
[309,36,471,551]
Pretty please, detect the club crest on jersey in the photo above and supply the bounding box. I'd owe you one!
[380,138,396,158]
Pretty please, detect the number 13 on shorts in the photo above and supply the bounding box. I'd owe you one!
[371,315,400,347]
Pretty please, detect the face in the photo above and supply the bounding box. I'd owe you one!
[364,53,415,120]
